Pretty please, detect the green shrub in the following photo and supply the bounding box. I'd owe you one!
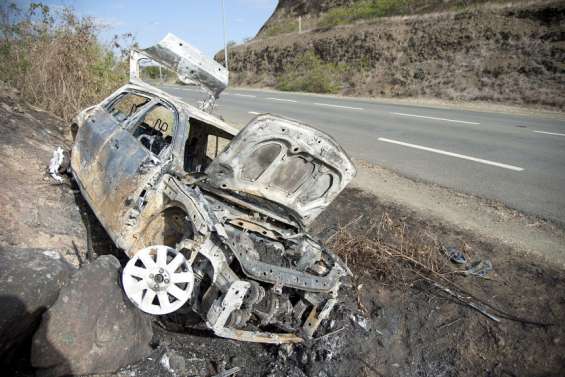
[141,65,176,82]
[0,2,134,121]
[261,19,299,38]
[276,51,344,94]
[318,0,410,28]
[141,66,161,80]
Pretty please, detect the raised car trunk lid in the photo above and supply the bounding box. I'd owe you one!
[130,33,228,98]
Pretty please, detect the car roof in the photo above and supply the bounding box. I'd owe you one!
[126,79,239,137]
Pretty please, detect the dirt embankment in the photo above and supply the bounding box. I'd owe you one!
[0,84,87,267]
[223,0,565,110]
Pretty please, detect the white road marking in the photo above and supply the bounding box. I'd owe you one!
[391,112,480,125]
[231,93,256,98]
[377,137,524,171]
[533,130,565,137]
[267,97,298,103]
[314,102,364,110]
[248,111,261,115]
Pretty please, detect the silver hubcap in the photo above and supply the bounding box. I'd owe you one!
[122,245,194,315]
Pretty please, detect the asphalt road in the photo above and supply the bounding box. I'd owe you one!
[158,84,565,225]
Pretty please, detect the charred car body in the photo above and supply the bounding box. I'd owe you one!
[69,34,356,344]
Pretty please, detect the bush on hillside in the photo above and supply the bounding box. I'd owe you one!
[276,51,344,93]
[261,19,299,37]
[318,0,410,28]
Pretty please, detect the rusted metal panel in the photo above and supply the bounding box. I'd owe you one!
[205,114,357,225]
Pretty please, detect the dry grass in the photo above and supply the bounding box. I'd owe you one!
[0,3,134,121]
[327,213,455,285]
[325,214,508,321]
[325,213,547,324]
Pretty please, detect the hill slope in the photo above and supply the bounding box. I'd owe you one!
[257,0,528,37]
[221,0,565,110]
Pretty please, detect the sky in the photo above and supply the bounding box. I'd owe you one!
[14,0,278,57]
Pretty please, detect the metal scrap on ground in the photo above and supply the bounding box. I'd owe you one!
[48,146,65,183]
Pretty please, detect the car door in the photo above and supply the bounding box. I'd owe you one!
[97,99,179,244]
[71,90,152,224]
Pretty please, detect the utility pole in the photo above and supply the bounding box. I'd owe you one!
[221,0,228,71]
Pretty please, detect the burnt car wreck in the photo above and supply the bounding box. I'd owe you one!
[68,34,356,344]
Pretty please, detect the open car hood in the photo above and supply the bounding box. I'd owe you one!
[205,115,356,226]
[130,33,228,97]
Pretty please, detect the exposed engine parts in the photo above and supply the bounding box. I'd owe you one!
[122,177,350,343]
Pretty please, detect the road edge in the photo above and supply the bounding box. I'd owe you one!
[351,159,565,268]
[227,86,565,121]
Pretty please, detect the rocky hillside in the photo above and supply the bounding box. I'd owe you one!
[221,0,565,109]
[257,0,522,37]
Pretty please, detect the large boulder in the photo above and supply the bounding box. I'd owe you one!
[0,247,73,364]
[31,255,154,377]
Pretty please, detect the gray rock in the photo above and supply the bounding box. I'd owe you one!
[31,255,153,376]
[184,356,208,376]
[0,247,73,363]
[160,350,208,376]
[168,352,186,374]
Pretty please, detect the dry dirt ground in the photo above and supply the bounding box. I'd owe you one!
[78,189,565,377]
[1,85,564,376]
[352,160,565,268]
[0,85,87,265]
